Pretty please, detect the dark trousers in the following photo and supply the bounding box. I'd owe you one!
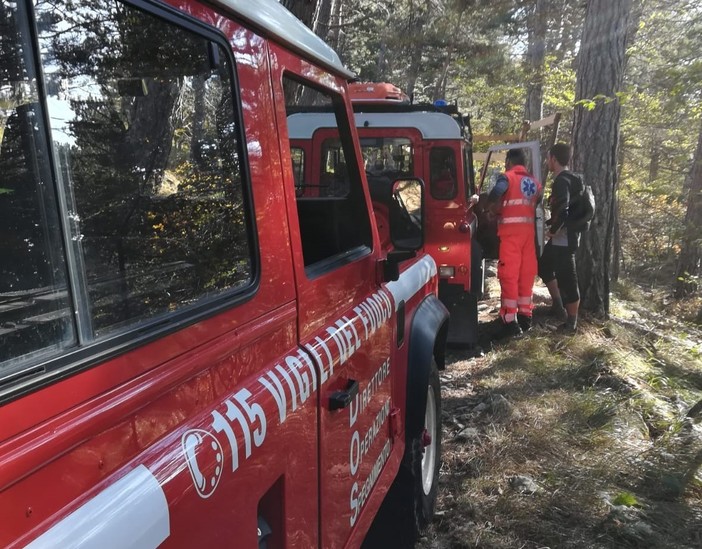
[538,240,579,305]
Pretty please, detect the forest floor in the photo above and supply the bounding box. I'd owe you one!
[418,267,702,549]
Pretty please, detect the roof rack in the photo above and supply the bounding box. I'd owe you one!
[352,102,459,115]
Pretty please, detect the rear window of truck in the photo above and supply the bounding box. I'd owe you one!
[430,147,458,200]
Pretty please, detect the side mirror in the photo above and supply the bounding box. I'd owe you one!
[389,177,424,251]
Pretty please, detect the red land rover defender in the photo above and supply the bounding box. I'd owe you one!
[288,85,483,347]
[0,2,447,548]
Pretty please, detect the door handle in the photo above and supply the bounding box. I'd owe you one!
[329,379,359,411]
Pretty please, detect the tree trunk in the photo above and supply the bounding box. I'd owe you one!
[325,0,344,54]
[190,75,206,168]
[297,0,334,105]
[405,3,427,99]
[334,1,346,55]
[612,133,625,282]
[648,132,661,182]
[674,121,702,296]
[281,0,317,29]
[612,179,622,282]
[432,8,466,102]
[312,0,334,40]
[376,40,387,79]
[571,0,633,317]
[524,0,548,123]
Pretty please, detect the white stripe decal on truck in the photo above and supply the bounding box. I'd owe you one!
[385,255,437,310]
[26,465,169,549]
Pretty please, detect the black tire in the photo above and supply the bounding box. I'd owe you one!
[363,360,442,548]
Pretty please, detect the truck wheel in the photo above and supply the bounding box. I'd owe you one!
[362,360,442,548]
[412,358,441,529]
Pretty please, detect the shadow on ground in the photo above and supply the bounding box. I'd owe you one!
[419,288,702,549]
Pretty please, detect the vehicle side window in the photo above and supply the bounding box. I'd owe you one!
[36,0,254,338]
[291,147,305,195]
[464,146,476,196]
[283,77,372,271]
[318,138,350,198]
[361,138,413,177]
[361,137,413,200]
[0,3,75,378]
[430,147,457,200]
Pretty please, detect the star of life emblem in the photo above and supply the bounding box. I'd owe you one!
[521,177,536,198]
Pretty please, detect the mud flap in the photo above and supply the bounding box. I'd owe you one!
[406,295,448,437]
[471,240,485,297]
[439,281,478,347]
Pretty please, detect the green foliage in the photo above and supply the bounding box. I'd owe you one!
[336,0,699,292]
[340,0,516,109]
[612,491,640,507]
[619,1,702,280]
[27,0,251,333]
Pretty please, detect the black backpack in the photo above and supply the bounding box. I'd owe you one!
[562,171,595,232]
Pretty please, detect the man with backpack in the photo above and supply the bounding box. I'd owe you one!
[539,143,593,333]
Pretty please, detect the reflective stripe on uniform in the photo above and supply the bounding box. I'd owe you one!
[501,311,516,323]
[502,198,533,207]
[517,296,533,314]
[499,216,535,224]
[501,298,518,308]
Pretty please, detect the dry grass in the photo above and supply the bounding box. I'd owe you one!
[418,277,702,548]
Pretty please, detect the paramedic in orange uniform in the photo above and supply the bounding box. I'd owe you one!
[487,148,542,337]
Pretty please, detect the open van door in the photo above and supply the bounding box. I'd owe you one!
[473,141,544,259]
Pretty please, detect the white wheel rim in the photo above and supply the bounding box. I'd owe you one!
[421,386,437,495]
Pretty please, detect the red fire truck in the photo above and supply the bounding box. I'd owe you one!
[0,1,447,547]
[288,85,483,347]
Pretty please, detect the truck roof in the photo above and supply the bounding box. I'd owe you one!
[210,0,354,79]
[287,112,463,140]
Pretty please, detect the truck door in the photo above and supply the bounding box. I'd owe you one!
[269,50,400,548]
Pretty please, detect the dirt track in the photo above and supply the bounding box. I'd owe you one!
[418,274,702,548]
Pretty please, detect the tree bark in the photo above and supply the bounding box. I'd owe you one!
[281,0,317,29]
[571,0,634,317]
[333,0,346,54]
[524,0,548,123]
[612,133,625,282]
[376,40,387,79]
[190,75,206,168]
[312,0,334,40]
[432,8,466,102]
[405,0,428,99]
[648,132,661,182]
[674,121,702,296]
[611,177,622,282]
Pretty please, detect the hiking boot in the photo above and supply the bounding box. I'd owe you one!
[557,317,577,334]
[517,314,532,333]
[498,320,523,339]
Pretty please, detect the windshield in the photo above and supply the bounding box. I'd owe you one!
[360,137,413,179]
